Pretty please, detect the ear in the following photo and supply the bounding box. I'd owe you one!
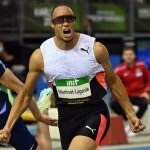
[50,23,54,29]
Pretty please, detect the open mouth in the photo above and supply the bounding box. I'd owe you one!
[63,29,71,34]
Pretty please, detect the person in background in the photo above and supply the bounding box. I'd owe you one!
[82,18,93,36]
[0,40,15,68]
[0,60,57,150]
[0,40,28,82]
[110,47,150,136]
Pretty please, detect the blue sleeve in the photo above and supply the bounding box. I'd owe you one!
[0,60,6,77]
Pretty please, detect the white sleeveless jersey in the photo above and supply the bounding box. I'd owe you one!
[40,33,107,105]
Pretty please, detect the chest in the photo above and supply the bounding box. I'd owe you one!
[44,49,100,81]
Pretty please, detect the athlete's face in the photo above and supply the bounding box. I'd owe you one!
[122,49,136,64]
[51,6,76,42]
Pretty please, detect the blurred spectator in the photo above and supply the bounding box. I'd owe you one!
[0,40,15,68]
[110,47,150,135]
[0,40,28,82]
[82,18,93,36]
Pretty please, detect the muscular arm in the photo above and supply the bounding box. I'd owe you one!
[4,49,44,130]
[0,68,24,93]
[0,67,42,120]
[94,42,135,119]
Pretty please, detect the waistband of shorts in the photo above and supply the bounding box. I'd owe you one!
[57,100,108,119]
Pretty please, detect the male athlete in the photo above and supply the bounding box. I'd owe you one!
[0,4,145,150]
[0,60,57,150]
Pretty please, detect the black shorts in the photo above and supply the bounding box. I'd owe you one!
[0,100,38,150]
[58,100,110,150]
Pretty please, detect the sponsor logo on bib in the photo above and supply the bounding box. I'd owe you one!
[55,76,91,99]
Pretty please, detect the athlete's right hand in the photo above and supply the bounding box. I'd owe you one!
[38,114,58,126]
[0,127,11,143]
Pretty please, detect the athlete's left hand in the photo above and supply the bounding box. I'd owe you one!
[38,114,58,126]
[127,114,145,133]
[0,127,11,143]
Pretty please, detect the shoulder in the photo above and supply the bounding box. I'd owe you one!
[30,49,43,60]
[114,64,126,73]
[93,42,109,61]
[80,33,93,38]
[29,49,44,72]
[135,61,147,67]
[40,38,53,50]
[94,42,106,50]
[79,33,95,43]
[135,61,149,71]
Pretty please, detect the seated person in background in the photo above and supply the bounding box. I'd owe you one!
[110,47,150,135]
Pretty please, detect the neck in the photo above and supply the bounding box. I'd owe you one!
[126,61,134,68]
[54,33,80,50]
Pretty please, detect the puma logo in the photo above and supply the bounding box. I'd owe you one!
[85,125,96,134]
[81,47,89,54]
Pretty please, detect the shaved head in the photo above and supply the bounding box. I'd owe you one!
[51,4,74,20]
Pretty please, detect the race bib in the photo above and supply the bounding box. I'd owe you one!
[55,76,91,99]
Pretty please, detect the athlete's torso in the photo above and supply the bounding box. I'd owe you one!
[40,33,107,105]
